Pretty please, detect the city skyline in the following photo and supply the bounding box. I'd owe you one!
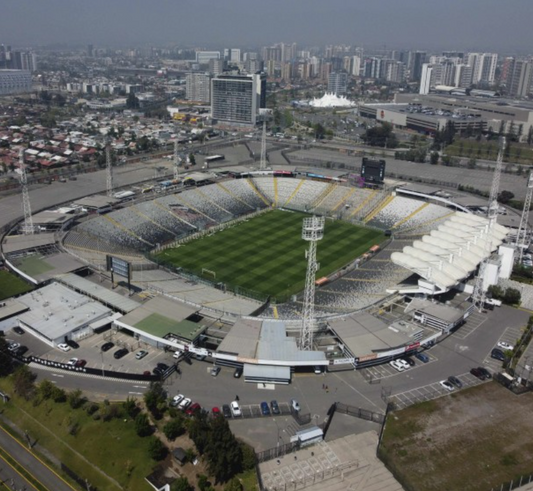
[2,0,533,53]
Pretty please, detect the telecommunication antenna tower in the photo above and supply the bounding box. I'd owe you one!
[259,119,267,171]
[472,137,505,311]
[299,216,325,351]
[516,168,533,263]
[173,138,180,180]
[19,149,34,235]
[105,143,114,197]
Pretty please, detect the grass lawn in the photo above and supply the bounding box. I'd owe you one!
[155,210,384,301]
[0,378,155,491]
[446,138,533,165]
[0,270,33,301]
[380,383,533,491]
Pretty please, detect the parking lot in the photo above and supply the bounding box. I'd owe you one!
[390,371,488,410]
[359,351,439,383]
[450,310,487,339]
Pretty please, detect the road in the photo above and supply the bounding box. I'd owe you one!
[0,424,75,491]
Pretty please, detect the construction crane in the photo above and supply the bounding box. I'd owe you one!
[471,137,505,311]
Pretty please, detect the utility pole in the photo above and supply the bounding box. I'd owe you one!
[19,149,34,235]
[106,143,114,197]
[516,169,533,263]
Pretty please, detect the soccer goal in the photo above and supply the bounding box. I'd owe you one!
[202,268,216,279]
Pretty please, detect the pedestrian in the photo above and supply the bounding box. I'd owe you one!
[235,395,240,401]
[322,383,325,390]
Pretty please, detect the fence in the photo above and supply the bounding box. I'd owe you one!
[61,463,98,491]
[256,441,300,463]
[490,473,533,491]
[334,402,386,424]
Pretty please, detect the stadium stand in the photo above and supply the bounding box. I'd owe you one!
[395,204,454,234]
[366,196,423,229]
[217,180,267,210]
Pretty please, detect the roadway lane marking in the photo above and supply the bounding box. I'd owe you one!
[132,385,148,389]
[128,392,144,395]
[51,374,64,378]
[331,372,382,410]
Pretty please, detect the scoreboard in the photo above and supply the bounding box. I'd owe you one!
[361,158,386,184]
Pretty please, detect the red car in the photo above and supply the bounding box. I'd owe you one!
[212,407,221,416]
[74,359,87,368]
[185,403,201,416]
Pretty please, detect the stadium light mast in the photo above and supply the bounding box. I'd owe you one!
[173,138,180,180]
[299,216,325,351]
[19,149,34,235]
[259,119,267,171]
[516,168,533,263]
[105,142,114,198]
[472,137,505,311]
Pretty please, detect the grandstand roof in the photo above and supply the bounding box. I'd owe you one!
[72,195,119,210]
[57,273,140,314]
[391,212,508,292]
[0,299,29,322]
[405,299,465,324]
[2,233,56,254]
[397,184,442,195]
[217,318,262,359]
[10,253,86,284]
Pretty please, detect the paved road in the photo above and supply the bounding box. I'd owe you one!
[0,424,75,491]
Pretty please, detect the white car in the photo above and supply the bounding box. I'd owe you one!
[172,351,182,359]
[7,342,20,352]
[230,401,242,417]
[497,341,514,351]
[290,399,301,412]
[171,394,184,407]
[389,360,405,372]
[396,359,411,370]
[57,343,71,352]
[67,357,78,366]
[439,380,455,392]
[178,397,192,410]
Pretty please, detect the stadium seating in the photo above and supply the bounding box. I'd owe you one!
[219,180,269,210]
[367,196,424,229]
[174,188,233,224]
[289,180,329,209]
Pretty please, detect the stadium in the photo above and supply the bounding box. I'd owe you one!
[2,165,512,381]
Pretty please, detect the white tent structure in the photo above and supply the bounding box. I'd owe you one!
[309,92,355,108]
[391,212,508,294]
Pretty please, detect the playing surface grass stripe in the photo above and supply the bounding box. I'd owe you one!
[155,210,384,300]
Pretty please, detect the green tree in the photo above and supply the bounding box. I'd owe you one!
[163,417,185,440]
[135,413,152,437]
[240,442,257,470]
[188,410,211,455]
[68,389,86,409]
[206,415,243,483]
[143,382,166,414]
[503,288,521,306]
[467,158,477,169]
[126,92,140,109]
[148,437,167,461]
[188,153,196,166]
[430,152,439,165]
[498,190,515,204]
[197,475,210,491]
[122,397,139,418]
[12,365,36,400]
[223,478,243,491]
[0,338,13,377]
[171,476,193,491]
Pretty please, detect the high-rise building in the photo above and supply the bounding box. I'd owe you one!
[419,64,434,94]
[0,70,32,95]
[227,48,241,63]
[211,73,266,125]
[506,60,532,98]
[208,58,224,76]
[364,58,383,79]
[328,72,348,95]
[408,51,426,81]
[261,46,281,62]
[196,51,220,64]
[385,61,406,83]
[186,72,211,103]
[87,44,94,57]
[466,52,498,85]
[351,55,362,76]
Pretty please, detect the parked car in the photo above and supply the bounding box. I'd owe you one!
[260,402,271,416]
[491,348,506,361]
[7,342,20,352]
[172,351,182,359]
[178,398,192,410]
[222,404,232,418]
[57,343,71,352]
[113,348,128,359]
[477,367,492,379]
[497,341,514,351]
[212,407,221,416]
[402,357,415,367]
[389,360,405,372]
[74,359,87,368]
[101,342,114,352]
[414,352,430,363]
[13,327,25,335]
[67,358,79,366]
[290,399,300,412]
[448,376,463,388]
[270,400,280,415]
[439,380,455,392]
[396,359,411,370]
[157,362,169,371]
[66,339,80,349]
[314,366,323,374]
[186,403,201,416]
[211,366,221,377]
[171,394,184,407]
[234,367,243,378]
[135,350,148,360]
[231,401,242,417]
[194,354,206,361]
[470,367,485,380]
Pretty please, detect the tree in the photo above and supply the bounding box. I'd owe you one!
[122,397,139,418]
[188,153,196,166]
[147,437,167,461]
[68,389,86,409]
[13,365,36,400]
[503,288,521,306]
[135,413,152,437]
[163,418,185,440]
[528,126,533,146]
[188,410,211,455]
[126,92,140,109]
[361,122,398,148]
[430,152,439,165]
[467,158,477,169]
[143,382,166,414]
[223,478,243,491]
[205,415,243,483]
[0,338,13,377]
[498,190,515,204]
[171,477,193,491]
[240,442,257,470]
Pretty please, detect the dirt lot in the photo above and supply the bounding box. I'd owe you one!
[380,382,533,491]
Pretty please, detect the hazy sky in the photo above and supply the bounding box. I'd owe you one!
[2,0,533,53]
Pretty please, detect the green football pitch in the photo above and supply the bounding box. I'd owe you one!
[155,210,384,301]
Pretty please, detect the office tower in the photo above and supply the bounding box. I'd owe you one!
[261,46,281,62]
[228,48,241,63]
[186,72,211,103]
[328,72,348,95]
[0,70,33,95]
[466,52,498,84]
[386,61,406,83]
[87,44,94,57]
[351,55,362,76]
[408,51,426,81]
[454,64,473,88]
[364,58,383,79]
[208,58,223,76]
[419,64,434,94]
[507,60,532,98]
[211,73,266,125]
[196,51,220,64]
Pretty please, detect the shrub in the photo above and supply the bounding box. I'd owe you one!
[135,413,152,437]
[163,418,185,441]
[148,437,167,461]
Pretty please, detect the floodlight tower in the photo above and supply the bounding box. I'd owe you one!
[19,149,34,235]
[259,119,267,171]
[516,168,533,263]
[472,137,505,311]
[105,143,114,197]
[173,138,180,180]
[299,215,325,351]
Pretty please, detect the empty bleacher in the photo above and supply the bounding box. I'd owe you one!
[366,196,424,229]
